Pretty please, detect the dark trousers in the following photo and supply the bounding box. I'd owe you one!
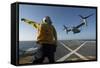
[33,44,56,63]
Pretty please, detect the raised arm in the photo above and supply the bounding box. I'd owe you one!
[21,18,39,29]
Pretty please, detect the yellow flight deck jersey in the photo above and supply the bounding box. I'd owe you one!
[24,19,57,44]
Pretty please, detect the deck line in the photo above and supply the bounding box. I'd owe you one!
[57,41,89,62]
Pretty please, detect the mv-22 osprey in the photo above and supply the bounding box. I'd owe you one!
[63,13,94,34]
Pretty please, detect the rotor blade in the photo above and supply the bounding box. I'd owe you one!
[63,25,67,28]
[63,25,68,30]
[79,15,84,19]
[63,25,71,34]
[85,13,94,19]
[63,25,66,30]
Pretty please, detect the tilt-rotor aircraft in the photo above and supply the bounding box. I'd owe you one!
[63,13,94,34]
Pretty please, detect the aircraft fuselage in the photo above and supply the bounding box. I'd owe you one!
[72,27,80,34]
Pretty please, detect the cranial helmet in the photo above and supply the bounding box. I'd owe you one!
[42,16,52,24]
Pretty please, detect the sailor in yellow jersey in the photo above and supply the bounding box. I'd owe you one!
[21,16,57,63]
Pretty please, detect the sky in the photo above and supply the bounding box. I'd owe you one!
[19,4,96,41]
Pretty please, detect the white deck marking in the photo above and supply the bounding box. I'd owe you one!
[57,41,89,62]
